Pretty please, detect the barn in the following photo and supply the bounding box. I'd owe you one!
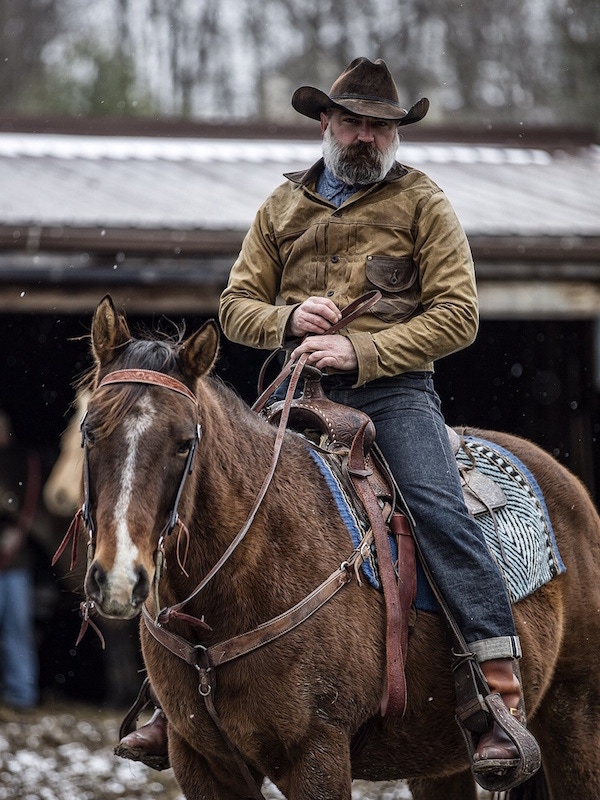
[1,117,598,495]
[1,117,599,705]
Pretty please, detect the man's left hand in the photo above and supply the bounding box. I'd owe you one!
[291,334,358,372]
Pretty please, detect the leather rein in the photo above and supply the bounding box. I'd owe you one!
[149,291,381,653]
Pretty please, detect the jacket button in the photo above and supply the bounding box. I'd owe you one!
[327,290,335,297]
[333,211,342,217]
[331,255,339,263]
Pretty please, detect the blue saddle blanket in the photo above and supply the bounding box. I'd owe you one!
[309,435,565,612]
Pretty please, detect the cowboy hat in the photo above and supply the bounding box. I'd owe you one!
[292,57,429,125]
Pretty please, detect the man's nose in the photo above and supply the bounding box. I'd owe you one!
[357,122,375,142]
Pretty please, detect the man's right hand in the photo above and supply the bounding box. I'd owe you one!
[288,296,342,337]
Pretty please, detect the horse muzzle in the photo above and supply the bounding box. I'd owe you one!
[85,559,150,619]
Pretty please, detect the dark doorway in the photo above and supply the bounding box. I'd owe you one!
[436,319,599,500]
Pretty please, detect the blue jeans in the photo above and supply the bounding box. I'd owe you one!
[322,371,520,662]
[0,568,39,708]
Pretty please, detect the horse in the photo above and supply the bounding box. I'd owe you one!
[66,294,600,799]
[43,388,90,519]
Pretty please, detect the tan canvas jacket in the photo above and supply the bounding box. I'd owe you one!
[219,159,478,387]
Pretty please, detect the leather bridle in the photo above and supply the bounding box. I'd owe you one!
[52,368,202,633]
[93,370,202,611]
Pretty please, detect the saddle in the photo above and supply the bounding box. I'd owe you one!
[447,427,507,517]
[263,366,416,718]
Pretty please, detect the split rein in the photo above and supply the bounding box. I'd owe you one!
[49,354,327,645]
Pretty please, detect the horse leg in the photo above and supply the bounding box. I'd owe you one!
[278,727,352,800]
[531,679,600,799]
[407,770,481,800]
[168,727,263,800]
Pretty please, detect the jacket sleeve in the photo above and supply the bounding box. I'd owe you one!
[219,199,297,350]
[346,191,479,385]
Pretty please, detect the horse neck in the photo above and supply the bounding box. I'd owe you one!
[162,381,350,635]
[158,382,299,627]
[183,381,280,569]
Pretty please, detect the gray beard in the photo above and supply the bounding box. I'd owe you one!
[322,126,399,185]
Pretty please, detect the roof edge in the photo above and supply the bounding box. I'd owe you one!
[0,115,595,151]
[1,226,600,261]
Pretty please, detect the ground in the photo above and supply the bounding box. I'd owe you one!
[0,702,492,799]
[0,701,413,800]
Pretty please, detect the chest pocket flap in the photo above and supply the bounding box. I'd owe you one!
[366,256,420,323]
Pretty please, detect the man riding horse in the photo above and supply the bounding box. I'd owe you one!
[118,57,539,789]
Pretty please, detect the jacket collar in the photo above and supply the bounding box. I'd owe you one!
[284,158,408,189]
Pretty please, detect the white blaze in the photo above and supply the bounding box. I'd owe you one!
[109,395,156,594]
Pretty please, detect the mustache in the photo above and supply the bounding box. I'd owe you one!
[343,141,380,160]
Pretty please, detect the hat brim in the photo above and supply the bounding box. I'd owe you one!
[292,86,429,125]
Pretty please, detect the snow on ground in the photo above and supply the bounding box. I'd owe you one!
[0,702,493,799]
[0,702,413,800]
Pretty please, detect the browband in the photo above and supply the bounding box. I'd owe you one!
[98,369,198,405]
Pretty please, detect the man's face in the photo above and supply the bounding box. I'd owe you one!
[320,108,399,185]
[321,109,399,150]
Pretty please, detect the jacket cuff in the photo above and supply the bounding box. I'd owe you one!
[277,305,299,347]
[345,331,379,386]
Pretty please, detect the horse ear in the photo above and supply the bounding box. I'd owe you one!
[179,320,220,380]
[91,294,131,366]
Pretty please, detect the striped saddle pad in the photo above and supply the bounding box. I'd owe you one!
[309,435,565,611]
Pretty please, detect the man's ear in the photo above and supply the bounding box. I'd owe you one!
[320,111,329,136]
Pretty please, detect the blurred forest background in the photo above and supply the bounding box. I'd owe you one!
[1,0,598,130]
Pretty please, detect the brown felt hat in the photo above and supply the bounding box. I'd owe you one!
[292,57,429,125]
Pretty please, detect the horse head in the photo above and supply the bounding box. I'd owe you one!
[82,295,218,619]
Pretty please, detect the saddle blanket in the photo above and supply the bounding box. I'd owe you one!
[308,435,565,612]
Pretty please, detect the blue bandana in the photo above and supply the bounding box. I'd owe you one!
[316,166,364,208]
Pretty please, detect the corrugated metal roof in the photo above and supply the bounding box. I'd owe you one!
[1,133,599,237]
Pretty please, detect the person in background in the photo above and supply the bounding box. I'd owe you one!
[0,410,40,711]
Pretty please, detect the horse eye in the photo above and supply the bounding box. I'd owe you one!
[82,427,96,446]
[176,440,194,456]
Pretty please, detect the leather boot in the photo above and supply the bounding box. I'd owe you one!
[114,708,170,771]
[472,658,522,766]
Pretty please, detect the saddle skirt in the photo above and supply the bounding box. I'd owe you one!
[264,371,565,610]
[308,432,565,610]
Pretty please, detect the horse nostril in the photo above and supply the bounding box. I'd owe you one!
[85,561,107,603]
[131,566,150,607]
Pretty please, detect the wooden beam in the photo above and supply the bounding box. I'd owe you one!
[479,281,600,318]
[0,284,224,315]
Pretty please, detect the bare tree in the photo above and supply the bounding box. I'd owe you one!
[0,0,61,111]
[1,0,598,129]
[548,0,600,124]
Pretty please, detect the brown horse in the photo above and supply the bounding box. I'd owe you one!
[71,295,600,799]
